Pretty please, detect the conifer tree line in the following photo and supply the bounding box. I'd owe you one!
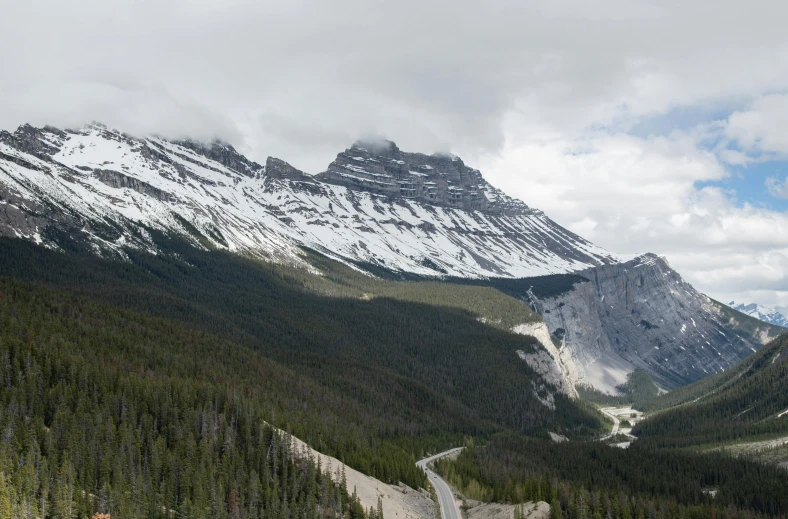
[0,236,603,459]
[433,438,788,519]
[15,233,788,519]
[633,334,788,448]
[0,233,594,518]
[0,310,380,519]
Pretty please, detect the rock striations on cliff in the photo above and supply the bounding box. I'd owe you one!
[528,254,784,393]
[317,139,527,215]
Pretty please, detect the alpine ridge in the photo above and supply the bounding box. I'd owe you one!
[0,123,616,278]
[729,301,788,328]
[526,254,784,392]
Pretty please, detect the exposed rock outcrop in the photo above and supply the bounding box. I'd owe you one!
[265,157,310,181]
[530,254,783,393]
[316,140,530,215]
[174,139,264,178]
[94,169,172,202]
[514,322,579,398]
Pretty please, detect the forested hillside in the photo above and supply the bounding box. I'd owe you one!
[433,436,788,518]
[0,236,599,438]
[0,235,602,517]
[427,334,788,519]
[0,280,377,519]
[633,333,788,448]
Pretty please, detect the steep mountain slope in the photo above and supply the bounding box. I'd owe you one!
[0,282,370,519]
[450,256,783,394]
[534,255,784,392]
[0,232,613,519]
[730,301,788,328]
[0,235,599,439]
[0,123,616,278]
[633,333,788,448]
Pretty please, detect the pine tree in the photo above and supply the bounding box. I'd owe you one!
[0,474,11,519]
[54,456,75,519]
[551,497,562,519]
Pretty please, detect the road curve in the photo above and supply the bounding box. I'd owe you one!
[600,407,638,443]
[600,407,620,440]
[417,448,464,519]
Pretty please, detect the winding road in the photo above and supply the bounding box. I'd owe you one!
[600,407,639,446]
[417,448,464,519]
[600,407,620,440]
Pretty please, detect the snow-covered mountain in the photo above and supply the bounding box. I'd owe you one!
[0,123,617,277]
[0,122,780,394]
[729,302,788,328]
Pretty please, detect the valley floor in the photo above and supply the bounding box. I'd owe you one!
[600,406,644,447]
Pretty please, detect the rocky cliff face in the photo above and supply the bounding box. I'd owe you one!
[529,254,784,393]
[316,140,527,215]
[513,322,579,399]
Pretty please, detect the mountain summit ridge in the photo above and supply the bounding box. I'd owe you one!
[313,138,531,216]
[729,301,788,328]
[0,122,617,277]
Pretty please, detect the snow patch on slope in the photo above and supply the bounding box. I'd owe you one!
[0,124,619,279]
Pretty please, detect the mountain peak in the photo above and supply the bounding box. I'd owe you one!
[316,139,527,215]
[351,138,400,155]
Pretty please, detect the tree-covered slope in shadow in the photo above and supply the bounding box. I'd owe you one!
[634,333,788,447]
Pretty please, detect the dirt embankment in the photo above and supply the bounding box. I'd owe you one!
[289,435,438,519]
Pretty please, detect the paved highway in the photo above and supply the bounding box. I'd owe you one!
[600,407,620,439]
[600,407,638,443]
[416,448,464,519]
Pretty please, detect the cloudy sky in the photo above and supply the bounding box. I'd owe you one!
[2,0,787,311]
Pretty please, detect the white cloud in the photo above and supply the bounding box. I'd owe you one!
[3,0,788,169]
[2,0,788,308]
[725,94,788,157]
[472,121,788,308]
[766,177,788,199]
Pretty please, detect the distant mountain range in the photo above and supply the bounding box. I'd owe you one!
[729,302,788,328]
[0,122,782,394]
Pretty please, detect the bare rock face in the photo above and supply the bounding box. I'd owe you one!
[173,139,264,178]
[94,169,172,202]
[265,157,310,181]
[513,322,579,398]
[316,140,529,215]
[530,254,783,393]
